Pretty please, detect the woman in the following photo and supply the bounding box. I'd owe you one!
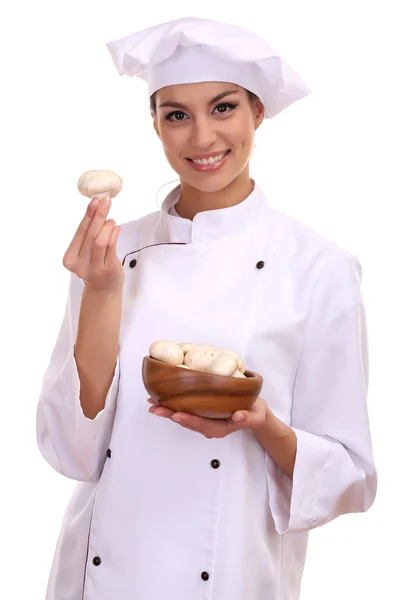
[36,17,377,600]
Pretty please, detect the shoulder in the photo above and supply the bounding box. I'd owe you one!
[269,207,362,281]
[265,207,364,316]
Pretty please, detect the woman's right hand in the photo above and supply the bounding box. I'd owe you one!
[63,196,125,292]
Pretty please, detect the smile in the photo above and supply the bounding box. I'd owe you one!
[186,150,231,172]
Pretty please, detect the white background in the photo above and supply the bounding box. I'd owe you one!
[1,1,398,598]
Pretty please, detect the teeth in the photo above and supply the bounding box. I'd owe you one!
[193,152,226,165]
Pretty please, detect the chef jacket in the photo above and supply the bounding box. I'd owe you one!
[36,182,377,600]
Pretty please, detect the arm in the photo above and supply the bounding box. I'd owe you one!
[253,410,297,479]
[36,273,121,482]
[75,286,123,420]
[265,250,377,534]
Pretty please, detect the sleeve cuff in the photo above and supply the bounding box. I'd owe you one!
[58,346,120,443]
[266,427,330,534]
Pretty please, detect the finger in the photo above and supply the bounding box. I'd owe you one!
[171,413,234,437]
[149,406,175,419]
[78,196,112,263]
[104,224,122,267]
[63,198,101,268]
[147,398,157,405]
[171,412,217,427]
[230,411,248,423]
[91,219,116,267]
[179,423,207,435]
[230,409,264,430]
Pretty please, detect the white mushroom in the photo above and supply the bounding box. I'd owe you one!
[149,340,184,365]
[78,170,123,200]
[207,355,238,377]
[179,343,196,355]
[184,345,221,372]
[220,348,246,373]
[148,340,249,378]
[190,344,217,352]
[232,370,247,378]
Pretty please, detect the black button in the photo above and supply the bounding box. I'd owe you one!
[106,449,112,458]
[93,556,101,566]
[129,259,137,268]
[256,260,265,269]
[210,459,220,469]
[201,571,209,581]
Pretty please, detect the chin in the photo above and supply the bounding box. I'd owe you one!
[180,168,243,194]
[184,178,232,194]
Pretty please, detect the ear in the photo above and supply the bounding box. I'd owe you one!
[254,100,265,131]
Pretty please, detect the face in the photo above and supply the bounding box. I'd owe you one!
[152,82,264,194]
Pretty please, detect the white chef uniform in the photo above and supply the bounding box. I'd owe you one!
[36,17,377,600]
[37,183,377,600]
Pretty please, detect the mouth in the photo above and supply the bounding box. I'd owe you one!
[186,150,231,172]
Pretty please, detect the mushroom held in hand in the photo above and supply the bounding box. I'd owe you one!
[77,170,123,200]
[149,340,184,366]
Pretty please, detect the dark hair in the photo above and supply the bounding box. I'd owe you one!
[150,88,261,113]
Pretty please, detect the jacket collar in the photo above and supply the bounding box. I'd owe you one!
[157,181,270,244]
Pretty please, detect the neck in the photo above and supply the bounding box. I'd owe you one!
[175,168,254,221]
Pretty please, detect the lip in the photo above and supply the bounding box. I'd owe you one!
[188,150,230,160]
[186,150,231,173]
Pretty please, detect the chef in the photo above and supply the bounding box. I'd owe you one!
[36,16,377,600]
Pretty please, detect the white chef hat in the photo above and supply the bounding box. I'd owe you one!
[106,17,311,118]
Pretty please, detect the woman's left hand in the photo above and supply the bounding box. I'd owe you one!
[147,396,269,438]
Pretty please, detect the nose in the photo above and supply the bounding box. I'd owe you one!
[190,116,217,149]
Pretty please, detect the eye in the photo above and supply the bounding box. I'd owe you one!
[165,111,188,122]
[213,102,238,115]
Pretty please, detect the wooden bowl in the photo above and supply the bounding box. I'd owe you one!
[142,356,263,419]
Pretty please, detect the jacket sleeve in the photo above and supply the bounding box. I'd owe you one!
[266,250,377,534]
[36,272,120,483]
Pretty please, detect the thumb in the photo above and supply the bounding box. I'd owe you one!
[231,411,249,423]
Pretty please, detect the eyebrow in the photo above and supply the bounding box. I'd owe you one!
[158,89,240,110]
